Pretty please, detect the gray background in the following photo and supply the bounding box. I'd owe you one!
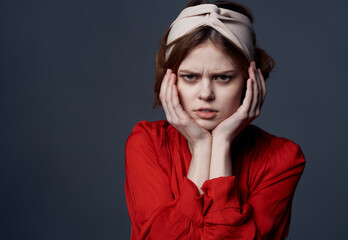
[1,0,347,239]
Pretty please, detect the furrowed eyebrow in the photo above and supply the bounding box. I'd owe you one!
[177,70,200,75]
[212,70,236,75]
[178,69,236,75]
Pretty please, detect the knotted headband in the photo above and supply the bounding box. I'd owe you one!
[166,4,255,61]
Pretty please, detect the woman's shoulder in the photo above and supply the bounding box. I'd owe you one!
[132,120,169,130]
[126,120,173,150]
[243,124,303,152]
[241,125,306,170]
[125,120,176,171]
[128,120,170,139]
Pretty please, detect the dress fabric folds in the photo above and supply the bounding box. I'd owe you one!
[125,120,305,240]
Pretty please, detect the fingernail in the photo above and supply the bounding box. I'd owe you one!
[166,69,170,74]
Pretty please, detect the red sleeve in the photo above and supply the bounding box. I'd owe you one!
[200,139,306,240]
[125,121,204,240]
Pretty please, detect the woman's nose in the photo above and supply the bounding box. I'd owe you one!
[198,80,215,101]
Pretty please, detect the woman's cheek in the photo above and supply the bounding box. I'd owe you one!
[225,94,241,115]
[177,88,186,109]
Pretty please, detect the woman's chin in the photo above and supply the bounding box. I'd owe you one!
[196,119,220,131]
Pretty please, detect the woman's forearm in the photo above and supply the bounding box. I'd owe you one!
[209,137,232,179]
[187,139,212,194]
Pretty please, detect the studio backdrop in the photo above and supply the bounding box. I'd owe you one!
[1,0,347,239]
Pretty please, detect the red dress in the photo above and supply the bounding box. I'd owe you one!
[125,120,305,239]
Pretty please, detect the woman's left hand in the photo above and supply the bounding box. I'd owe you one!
[211,61,266,142]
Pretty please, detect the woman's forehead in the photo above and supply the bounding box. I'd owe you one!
[179,42,237,71]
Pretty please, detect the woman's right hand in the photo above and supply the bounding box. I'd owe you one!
[161,69,212,192]
[159,69,212,151]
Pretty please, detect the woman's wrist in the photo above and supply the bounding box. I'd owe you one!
[212,133,230,144]
[212,130,237,144]
[191,136,212,154]
[187,139,212,194]
[209,137,232,179]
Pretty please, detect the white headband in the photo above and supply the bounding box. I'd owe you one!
[166,4,255,61]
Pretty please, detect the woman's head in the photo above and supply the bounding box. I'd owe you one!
[176,39,245,131]
[153,0,274,129]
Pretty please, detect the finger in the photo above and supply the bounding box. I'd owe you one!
[159,69,171,102]
[166,73,179,123]
[255,68,263,112]
[252,62,262,110]
[252,65,262,116]
[171,84,190,125]
[253,63,262,112]
[160,69,173,121]
[238,78,253,119]
[248,63,259,116]
[258,69,267,106]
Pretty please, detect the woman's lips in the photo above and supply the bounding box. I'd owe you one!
[194,109,218,119]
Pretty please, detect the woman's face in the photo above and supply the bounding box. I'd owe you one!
[177,40,245,131]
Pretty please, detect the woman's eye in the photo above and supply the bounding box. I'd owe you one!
[215,75,232,82]
[182,74,197,81]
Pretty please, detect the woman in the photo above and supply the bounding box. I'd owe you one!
[125,1,305,239]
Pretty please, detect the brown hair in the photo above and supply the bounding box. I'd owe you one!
[153,0,275,108]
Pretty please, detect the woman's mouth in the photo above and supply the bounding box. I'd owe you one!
[194,109,218,119]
